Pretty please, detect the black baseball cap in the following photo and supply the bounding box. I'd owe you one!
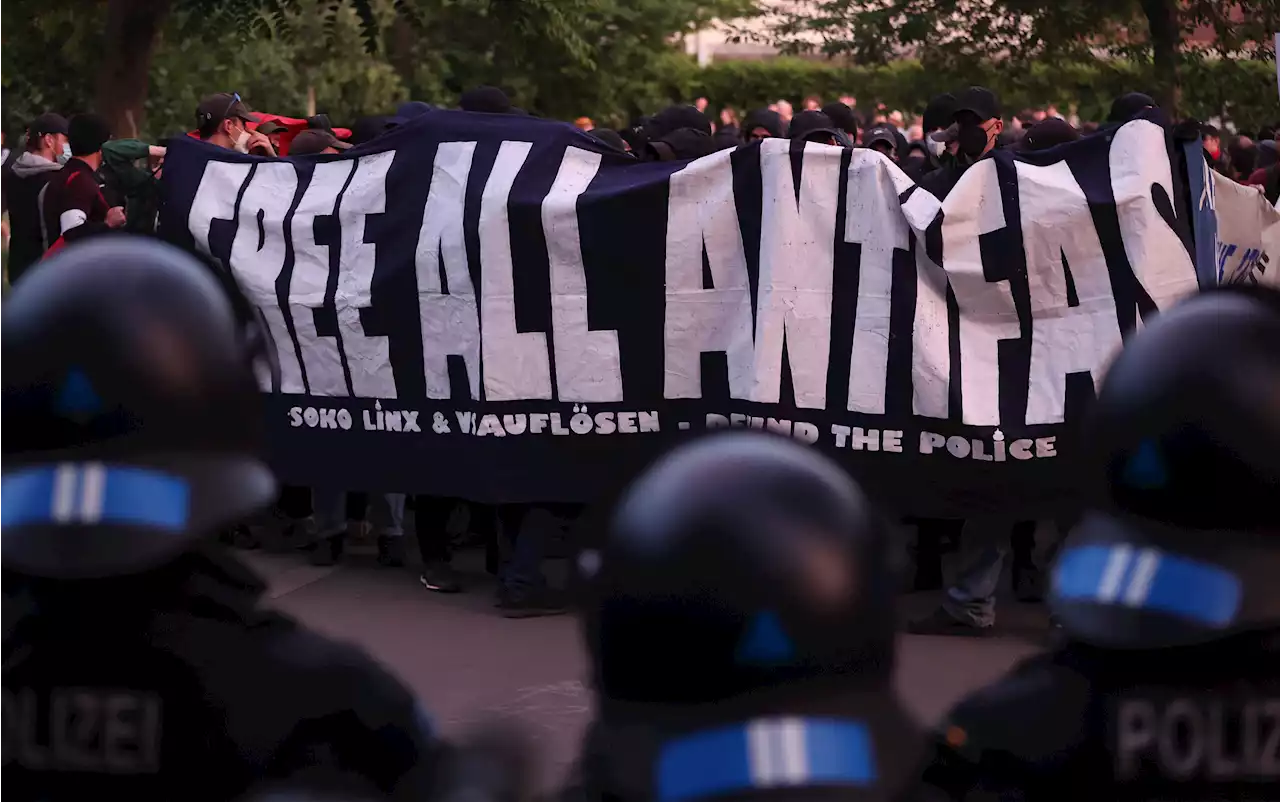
[1020,118,1080,152]
[922,93,956,133]
[953,86,1001,122]
[256,119,288,135]
[196,92,259,126]
[821,102,859,136]
[1108,92,1156,123]
[863,123,897,151]
[460,86,514,114]
[288,129,352,156]
[788,110,841,143]
[29,113,69,139]
[649,104,712,138]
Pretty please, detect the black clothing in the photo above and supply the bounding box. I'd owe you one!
[3,545,441,801]
[40,157,111,249]
[918,162,968,201]
[923,631,1280,800]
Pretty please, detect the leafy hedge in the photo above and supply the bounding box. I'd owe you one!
[685,57,1279,130]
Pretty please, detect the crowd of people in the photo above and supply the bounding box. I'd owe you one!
[4,82,1278,630]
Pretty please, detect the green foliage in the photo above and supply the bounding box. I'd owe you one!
[763,0,1278,66]
[691,56,1279,130]
[2,0,751,139]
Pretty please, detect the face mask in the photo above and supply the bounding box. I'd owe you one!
[58,142,72,164]
[957,122,990,162]
[233,126,251,153]
[926,135,947,160]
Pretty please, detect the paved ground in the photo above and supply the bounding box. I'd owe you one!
[241,534,1047,792]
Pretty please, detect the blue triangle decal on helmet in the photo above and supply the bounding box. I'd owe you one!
[1122,438,1168,489]
[55,368,102,417]
[735,610,795,666]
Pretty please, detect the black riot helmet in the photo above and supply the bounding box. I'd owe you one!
[2,236,279,580]
[1051,285,1280,649]
[580,432,897,707]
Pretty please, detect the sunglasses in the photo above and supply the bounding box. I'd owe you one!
[222,92,242,120]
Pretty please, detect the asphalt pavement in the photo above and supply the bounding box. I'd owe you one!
[241,529,1047,792]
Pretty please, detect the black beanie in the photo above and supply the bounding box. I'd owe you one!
[68,113,112,157]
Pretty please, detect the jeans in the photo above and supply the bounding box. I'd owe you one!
[497,504,545,595]
[941,519,1067,626]
[313,491,405,538]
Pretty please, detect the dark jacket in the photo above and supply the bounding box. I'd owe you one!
[3,544,442,801]
[922,630,1280,800]
[1,151,62,281]
[40,157,111,251]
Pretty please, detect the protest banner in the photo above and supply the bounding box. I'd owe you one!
[159,111,1201,517]
[1212,170,1280,287]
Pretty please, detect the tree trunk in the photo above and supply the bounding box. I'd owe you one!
[95,0,173,140]
[1139,0,1181,117]
[307,85,317,117]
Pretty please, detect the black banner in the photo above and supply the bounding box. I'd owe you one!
[159,110,1199,516]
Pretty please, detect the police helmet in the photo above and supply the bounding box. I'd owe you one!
[2,236,279,579]
[580,432,897,706]
[1051,285,1280,649]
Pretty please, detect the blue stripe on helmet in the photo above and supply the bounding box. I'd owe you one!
[657,717,875,802]
[2,464,190,532]
[1054,544,1241,628]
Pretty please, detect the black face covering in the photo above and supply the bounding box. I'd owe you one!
[957,122,989,162]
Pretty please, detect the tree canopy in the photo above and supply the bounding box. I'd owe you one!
[761,0,1280,114]
[2,0,755,139]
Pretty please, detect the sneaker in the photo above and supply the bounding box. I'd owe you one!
[377,536,405,568]
[309,535,344,567]
[496,587,568,619]
[907,606,993,637]
[419,562,462,593]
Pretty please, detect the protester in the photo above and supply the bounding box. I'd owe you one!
[574,117,594,131]
[1227,135,1257,182]
[1019,117,1080,151]
[822,100,860,145]
[287,128,352,156]
[41,113,126,256]
[2,112,68,281]
[350,114,401,146]
[255,119,288,152]
[739,108,784,143]
[460,86,521,115]
[787,110,841,146]
[639,104,714,161]
[587,127,631,155]
[918,86,1001,199]
[1201,123,1224,172]
[196,92,275,156]
[919,92,957,178]
[863,122,899,160]
[1107,92,1156,125]
[99,137,166,233]
[802,93,822,111]
[774,98,793,124]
